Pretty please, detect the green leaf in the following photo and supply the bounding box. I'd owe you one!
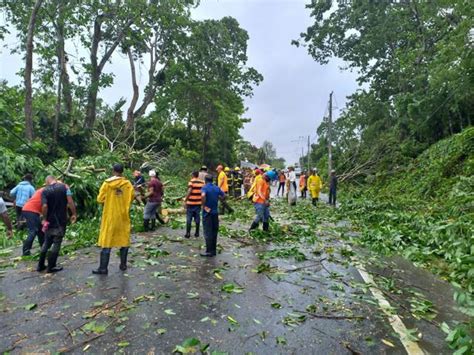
[24,303,37,311]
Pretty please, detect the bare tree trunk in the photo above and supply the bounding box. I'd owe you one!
[53,72,62,142]
[84,16,133,130]
[24,0,44,141]
[125,48,139,132]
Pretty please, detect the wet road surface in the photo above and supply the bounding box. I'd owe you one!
[0,197,464,354]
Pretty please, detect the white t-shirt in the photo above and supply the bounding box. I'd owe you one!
[0,198,7,214]
[288,171,296,182]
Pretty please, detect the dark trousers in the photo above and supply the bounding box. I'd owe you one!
[277,182,285,195]
[203,213,219,255]
[312,197,319,206]
[186,205,201,235]
[15,206,26,229]
[329,188,337,206]
[22,211,44,255]
[301,188,307,199]
[38,227,65,270]
[219,195,233,214]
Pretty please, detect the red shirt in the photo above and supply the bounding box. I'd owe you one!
[22,188,44,214]
[148,177,164,203]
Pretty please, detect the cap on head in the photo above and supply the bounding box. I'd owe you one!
[255,169,263,175]
[113,163,124,174]
[149,169,157,177]
[201,165,208,171]
[216,165,223,171]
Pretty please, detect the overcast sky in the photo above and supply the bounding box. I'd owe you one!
[193,0,359,164]
[0,0,359,165]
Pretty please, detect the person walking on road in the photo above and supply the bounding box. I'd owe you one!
[307,169,323,206]
[93,164,134,275]
[200,174,225,257]
[277,170,286,197]
[184,171,204,238]
[329,170,338,207]
[216,165,233,214]
[20,187,45,256]
[37,176,77,273]
[0,197,13,239]
[143,170,164,231]
[249,170,275,232]
[299,171,308,199]
[10,174,35,229]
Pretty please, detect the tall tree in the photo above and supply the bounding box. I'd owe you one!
[24,0,44,141]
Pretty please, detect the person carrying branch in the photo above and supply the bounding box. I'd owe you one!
[93,164,134,275]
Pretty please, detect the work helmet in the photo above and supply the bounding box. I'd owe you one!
[265,170,277,181]
[235,167,240,171]
[224,167,231,172]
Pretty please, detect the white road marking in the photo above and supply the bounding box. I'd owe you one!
[356,264,425,355]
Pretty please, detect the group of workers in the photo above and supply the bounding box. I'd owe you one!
[0,162,338,274]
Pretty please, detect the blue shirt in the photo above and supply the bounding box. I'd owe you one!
[201,183,224,216]
[10,181,35,208]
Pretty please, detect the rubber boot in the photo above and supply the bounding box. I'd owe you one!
[144,219,150,232]
[47,252,63,273]
[194,224,200,238]
[150,219,156,231]
[249,221,259,231]
[263,222,270,232]
[37,251,47,272]
[184,223,191,239]
[92,250,110,275]
[156,213,166,225]
[119,248,128,271]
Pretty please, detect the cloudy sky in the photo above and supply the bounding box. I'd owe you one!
[193,0,360,164]
[0,0,360,165]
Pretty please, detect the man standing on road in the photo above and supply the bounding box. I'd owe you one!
[299,171,308,199]
[10,174,35,229]
[93,164,134,275]
[328,170,338,207]
[249,170,275,232]
[184,171,204,239]
[143,170,164,231]
[200,174,225,257]
[216,165,233,214]
[307,169,323,206]
[0,197,13,239]
[37,176,77,273]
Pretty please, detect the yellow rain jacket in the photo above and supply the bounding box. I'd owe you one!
[307,174,322,199]
[246,174,262,199]
[97,176,134,248]
[218,171,229,193]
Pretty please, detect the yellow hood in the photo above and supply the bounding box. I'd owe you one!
[104,176,131,188]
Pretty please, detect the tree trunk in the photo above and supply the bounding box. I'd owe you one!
[54,0,68,141]
[24,0,44,141]
[53,71,62,142]
[125,48,139,132]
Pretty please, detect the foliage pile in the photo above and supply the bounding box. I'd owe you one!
[336,129,473,352]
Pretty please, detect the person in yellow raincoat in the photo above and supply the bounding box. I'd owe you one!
[93,163,134,275]
[307,168,323,206]
[246,168,263,200]
[217,165,233,214]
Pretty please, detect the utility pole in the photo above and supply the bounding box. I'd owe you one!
[307,135,310,171]
[328,91,333,179]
